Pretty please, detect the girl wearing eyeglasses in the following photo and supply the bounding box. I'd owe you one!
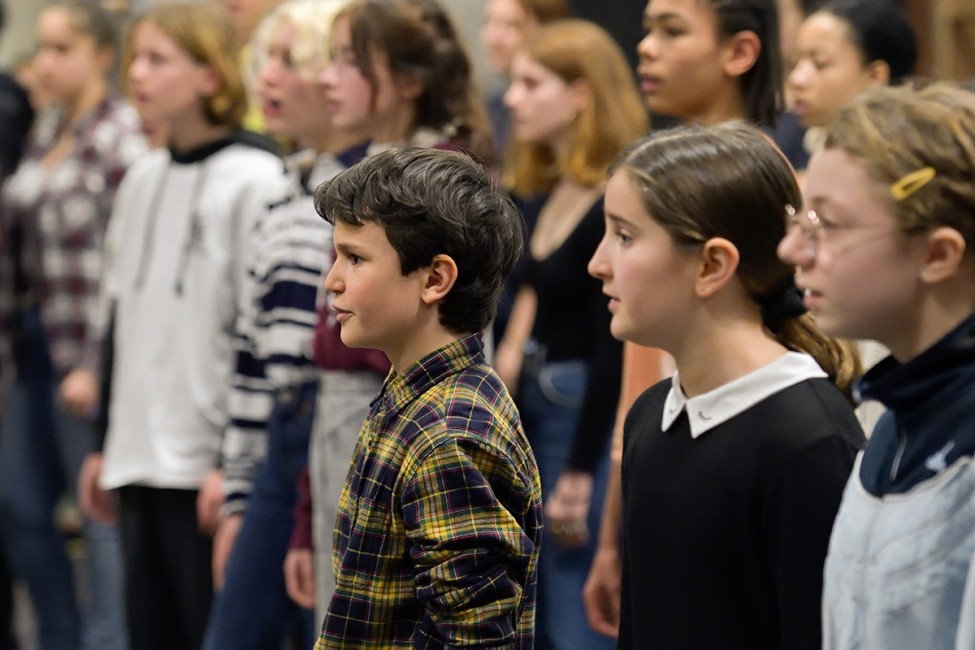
[589,122,864,648]
[778,83,975,649]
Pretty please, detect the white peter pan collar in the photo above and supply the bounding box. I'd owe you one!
[661,352,827,438]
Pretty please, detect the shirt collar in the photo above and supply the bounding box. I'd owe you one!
[382,333,485,412]
[662,352,827,438]
[856,310,975,411]
[68,96,114,139]
[37,97,113,147]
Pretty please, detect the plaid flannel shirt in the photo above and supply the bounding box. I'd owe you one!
[318,334,543,649]
[0,98,146,378]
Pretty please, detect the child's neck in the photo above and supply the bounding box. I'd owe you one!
[388,327,466,376]
[885,283,975,362]
[302,126,367,155]
[683,87,748,126]
[60,78,107,132]
[670,318,787,398]
[370,106,417,148]
[168,114,234,154]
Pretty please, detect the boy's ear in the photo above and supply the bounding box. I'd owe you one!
[918,226,966,284]
[420,254,459,305]
[694,237,740,298]
[721,30,761,79]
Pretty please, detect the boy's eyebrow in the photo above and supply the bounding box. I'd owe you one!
[333,239,362,255]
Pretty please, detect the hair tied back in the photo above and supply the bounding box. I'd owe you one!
[761,282,807,333]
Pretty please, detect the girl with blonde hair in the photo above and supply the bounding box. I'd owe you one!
[77,4,288,648]
[496,17,647,649]
[779,82,975,649]
[205,1,365,647]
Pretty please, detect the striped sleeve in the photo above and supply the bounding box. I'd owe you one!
[220,191,332,514]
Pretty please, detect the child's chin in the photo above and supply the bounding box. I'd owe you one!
[609,322,629,342]
[339,331,372,351]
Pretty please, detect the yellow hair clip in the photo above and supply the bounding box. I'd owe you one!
[890,166,936,201]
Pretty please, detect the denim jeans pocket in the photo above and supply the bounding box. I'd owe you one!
[538,360,588,410]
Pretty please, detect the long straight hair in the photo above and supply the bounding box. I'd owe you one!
[124,3,247,128]
[504,19,648,196]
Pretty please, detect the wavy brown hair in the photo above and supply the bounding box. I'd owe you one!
[334,0,492,162]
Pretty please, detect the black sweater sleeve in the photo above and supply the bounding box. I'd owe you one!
[766,434,856,649]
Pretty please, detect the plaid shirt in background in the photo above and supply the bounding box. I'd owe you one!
[0,98,147,379]
[318,334,543,649]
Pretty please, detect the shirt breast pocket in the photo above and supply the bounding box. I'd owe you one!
[338,450,397,592]
[340,501,392,593]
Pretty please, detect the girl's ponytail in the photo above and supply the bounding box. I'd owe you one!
[774,313,862,405]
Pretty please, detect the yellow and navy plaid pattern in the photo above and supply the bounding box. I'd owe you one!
[317,334,543,649]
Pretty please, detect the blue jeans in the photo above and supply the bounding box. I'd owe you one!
[0,308,126,650]
[519,359,614,650]
[204,382,317,650]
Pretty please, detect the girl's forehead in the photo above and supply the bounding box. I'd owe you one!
[39,7,83,38]
[645,0,708,20]
[803,148,888,216]
[800,12,856,45]
[134,21,176,47]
